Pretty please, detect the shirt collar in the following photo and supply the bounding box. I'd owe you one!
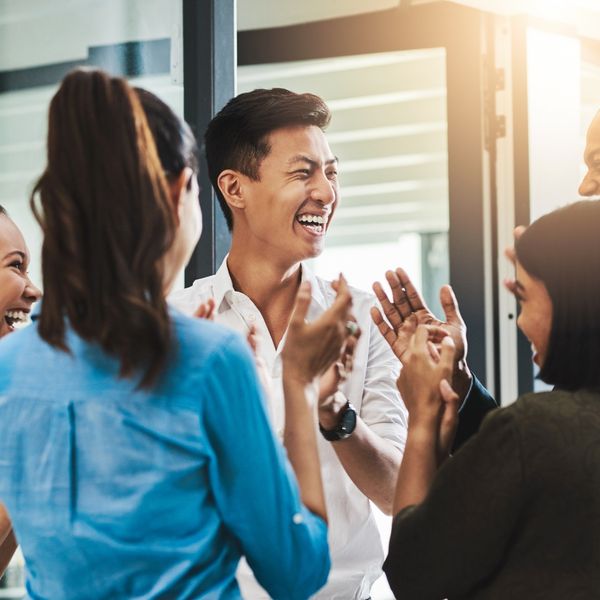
[211,255,236,312]
[212,257,330,315]
[300,262,329,314]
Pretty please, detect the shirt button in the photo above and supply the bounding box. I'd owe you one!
[293,513,304,524]
[246,313,256,322]
[277,428,284,439]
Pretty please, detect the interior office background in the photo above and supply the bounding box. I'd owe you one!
[1,1,599,598]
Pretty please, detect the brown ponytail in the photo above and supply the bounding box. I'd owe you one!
[31,68,176,388]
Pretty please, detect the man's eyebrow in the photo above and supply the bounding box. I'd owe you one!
[287,155,339,167]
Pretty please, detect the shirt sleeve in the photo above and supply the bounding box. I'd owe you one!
[199,333,330,600]
[453,373,499,451]
[384,407,523,599]
[357,301,408,452]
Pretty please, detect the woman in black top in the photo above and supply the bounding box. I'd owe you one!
[383,199,600,599]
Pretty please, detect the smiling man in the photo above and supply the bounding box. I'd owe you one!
[169,88,408,599]
[170,88,500,599]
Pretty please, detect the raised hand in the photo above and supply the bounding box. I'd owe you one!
[371,268,472,400]
[397,326,460,463]
[371,268,466,364]
[282,276,357,387]
[503,225,527,296]
[193,298,216,320]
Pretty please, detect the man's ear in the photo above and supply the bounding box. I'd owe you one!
[168,167,193,224]
[217,169,246,211]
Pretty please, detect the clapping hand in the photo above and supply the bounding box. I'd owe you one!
[282,275,358,389]
[398,325,461,464]
[193,298,215,320]
[370,268,471,401]
[503,225,527,296]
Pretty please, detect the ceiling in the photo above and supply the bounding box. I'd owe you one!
[237,0,600,41]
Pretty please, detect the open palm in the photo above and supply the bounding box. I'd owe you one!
[370,268,467,365]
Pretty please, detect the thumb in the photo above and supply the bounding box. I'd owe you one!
[440,285,463,327]
[438,336,456,377]
[330,274,352,318]
[291,281,312,326]
[438,378,460,460]
[439,378,460,407]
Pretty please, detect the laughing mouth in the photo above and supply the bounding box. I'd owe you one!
[4,309,30,331]
[296,213,328,234]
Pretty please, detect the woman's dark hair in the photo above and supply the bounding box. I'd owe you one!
[30,68,175,388]
[515,199,600,390]
[134,87,198,179]
[205,88,331,230]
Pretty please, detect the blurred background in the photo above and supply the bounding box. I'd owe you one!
[2,1,600,597]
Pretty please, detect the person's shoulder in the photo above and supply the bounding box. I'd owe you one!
[168,311,254,395]
[510,388,600,423]
[481,389,600,446]
[170,310,243,357]
[0,325,41,388]
[0,322,39,357]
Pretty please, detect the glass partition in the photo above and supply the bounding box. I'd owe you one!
[0,0,183,292]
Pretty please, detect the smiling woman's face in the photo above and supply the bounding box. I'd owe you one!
[514,261,553,367]
[0,214,41,338]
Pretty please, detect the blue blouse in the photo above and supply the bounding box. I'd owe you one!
[0,311,329,599]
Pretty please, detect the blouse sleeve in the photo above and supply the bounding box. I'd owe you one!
[199,333,330,600]
[384,406,523,599]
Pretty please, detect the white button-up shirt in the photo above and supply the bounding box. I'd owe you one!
[169,260,408,600]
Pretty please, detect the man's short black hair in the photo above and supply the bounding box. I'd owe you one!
[515,199,600,390]
[204,88,331,230]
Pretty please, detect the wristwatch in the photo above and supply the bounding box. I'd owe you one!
[319,399,357,442]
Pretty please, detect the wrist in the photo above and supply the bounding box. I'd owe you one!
[318,391,347,430]
[407,421,438,446]
[452,360,472,401]
[319,397,358,441]
[282,363,313,388]
[407,408,439,431]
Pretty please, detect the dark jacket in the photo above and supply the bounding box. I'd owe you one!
[384,389,600,599]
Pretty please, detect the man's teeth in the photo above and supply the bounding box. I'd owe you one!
[298,214,326,224]
[297,214,327,232]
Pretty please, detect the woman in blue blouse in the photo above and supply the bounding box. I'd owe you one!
[0,68,352,599]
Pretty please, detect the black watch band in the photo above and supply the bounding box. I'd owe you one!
[319,399,357,442]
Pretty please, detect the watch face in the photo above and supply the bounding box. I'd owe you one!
[340,404,357,436]
[319,402,358,441]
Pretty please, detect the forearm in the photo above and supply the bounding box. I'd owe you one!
[0,530,17,576]
[393,423,438,515]
[0,505,16,576]
[282,376,327,523]
[329,418,401,515]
